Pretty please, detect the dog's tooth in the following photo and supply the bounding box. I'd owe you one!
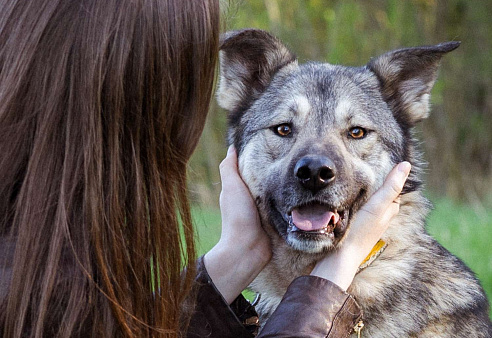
[287,214,294,230]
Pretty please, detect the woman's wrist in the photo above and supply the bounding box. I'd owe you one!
[310,243,360,291]
[204,239,270,304]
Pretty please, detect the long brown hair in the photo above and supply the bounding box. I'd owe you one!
[0,0,219,336]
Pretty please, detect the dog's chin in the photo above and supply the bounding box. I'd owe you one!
[285,232,336,254]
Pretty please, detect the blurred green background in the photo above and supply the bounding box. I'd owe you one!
[189,0,492,315]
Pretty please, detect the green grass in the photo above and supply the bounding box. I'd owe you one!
[192,206,222,255]
[192,198,492,318]
[426,198,492,319]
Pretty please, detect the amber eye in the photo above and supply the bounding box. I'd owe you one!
[273,124,292,137]
[348,127,366,139]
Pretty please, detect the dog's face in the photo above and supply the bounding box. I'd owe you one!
[217,29,458,254]
[226,66,402,253]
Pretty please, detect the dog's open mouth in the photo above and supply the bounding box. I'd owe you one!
[286,202,348,239]
[274,191,363,252]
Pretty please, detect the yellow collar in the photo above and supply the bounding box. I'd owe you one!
[357,239,387,273]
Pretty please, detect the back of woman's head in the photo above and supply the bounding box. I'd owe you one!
[0,0,219,336]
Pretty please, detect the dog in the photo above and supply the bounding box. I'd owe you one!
[216,29,492,337]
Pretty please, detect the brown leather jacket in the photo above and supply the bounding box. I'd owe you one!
[186,257,363,337]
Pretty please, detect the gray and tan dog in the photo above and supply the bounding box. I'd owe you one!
[217,29,491,337]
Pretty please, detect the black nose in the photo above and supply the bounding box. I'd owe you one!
[294,155,336,193]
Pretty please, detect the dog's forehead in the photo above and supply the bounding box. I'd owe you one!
[266,63,389,123]
[239,62,397,139]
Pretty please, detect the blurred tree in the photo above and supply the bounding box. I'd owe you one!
[189,0,492,208]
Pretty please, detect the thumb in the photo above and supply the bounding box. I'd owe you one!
[219,146,240,193]
[362,162,411,217]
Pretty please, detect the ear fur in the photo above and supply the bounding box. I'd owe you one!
[367,41,460,125]
[217,29,297,113]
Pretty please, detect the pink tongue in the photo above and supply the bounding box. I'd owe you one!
[291,205,339,231]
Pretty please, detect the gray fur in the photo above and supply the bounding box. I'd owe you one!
[218,29,491,337]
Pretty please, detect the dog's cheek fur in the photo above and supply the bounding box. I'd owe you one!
[238,140,270,198]
[238,140,299,247]
[350,149,405,202]
[340,122,399,205]
[238,135,291,205]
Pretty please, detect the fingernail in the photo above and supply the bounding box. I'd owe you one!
[398,162,411,175]
[227,145,235,156]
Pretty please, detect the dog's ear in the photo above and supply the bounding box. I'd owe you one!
[367,41,460,125]
[217,29,296,112]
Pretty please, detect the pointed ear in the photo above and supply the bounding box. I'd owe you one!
[217,29,297,112]
[367,41,460,125]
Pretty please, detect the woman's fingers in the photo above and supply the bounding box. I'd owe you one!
[345,161,411,260]
[218,146,258,225]
[357,162,411,226]
[373,162,411,206]
[217,145,270,257]
[218,146,240,195]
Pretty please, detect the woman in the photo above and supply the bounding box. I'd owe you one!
[0,0,409,336]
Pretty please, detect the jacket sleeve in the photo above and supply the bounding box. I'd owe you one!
[185,256,257,338]
[257,276,363,338]
[186,257,362,338]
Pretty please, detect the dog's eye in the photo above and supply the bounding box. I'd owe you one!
[273,124,292,137]
[348,127,366,139]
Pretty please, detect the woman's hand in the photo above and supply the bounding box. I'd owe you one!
[204,146,272,304]
[311,162,411,290]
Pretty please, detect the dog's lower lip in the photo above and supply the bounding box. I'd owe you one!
[288,221,331,234]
